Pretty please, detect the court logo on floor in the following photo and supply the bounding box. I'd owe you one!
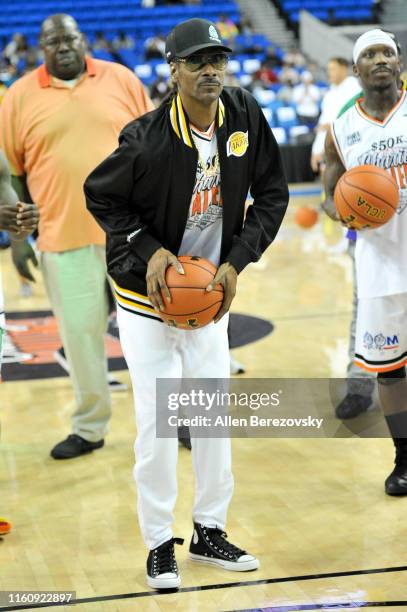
[2,310,124,382]
[2,311,273,381]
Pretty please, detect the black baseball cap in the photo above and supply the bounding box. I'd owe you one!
[165,18,232,63]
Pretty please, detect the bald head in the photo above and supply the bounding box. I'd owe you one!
[40,14,79,38]
[40,13,86,80]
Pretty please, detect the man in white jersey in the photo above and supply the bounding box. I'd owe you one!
[0,149,39,536]
[85,19,288,590]
[324,29,407,495]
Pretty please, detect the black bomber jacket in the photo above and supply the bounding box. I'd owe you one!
[84,86,289,296]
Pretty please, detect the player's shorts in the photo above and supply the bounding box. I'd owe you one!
[354,292,407,373]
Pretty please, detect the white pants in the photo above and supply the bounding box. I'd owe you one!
[117,306,233,550]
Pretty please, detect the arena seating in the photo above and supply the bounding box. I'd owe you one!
[280,0,374,24]
[0,1,240,42]
[0,0,328,143]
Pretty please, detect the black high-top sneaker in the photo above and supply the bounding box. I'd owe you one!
[189,523,259,571]
[385,438,407,496]
[146,537,184,589]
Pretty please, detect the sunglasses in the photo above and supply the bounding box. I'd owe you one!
[176,52,228,72]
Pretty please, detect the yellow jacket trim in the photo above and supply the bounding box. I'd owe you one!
[170,94,225,146]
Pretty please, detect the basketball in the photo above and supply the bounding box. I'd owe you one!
[295,206,319,228]
[0,518,11,535]
[334,165,399,230]
[160,255,224,330]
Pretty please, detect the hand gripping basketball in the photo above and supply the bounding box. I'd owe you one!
[334,165,398,230]
[159,256,229,329]
[207,261,237,324]
[146,247,185,312]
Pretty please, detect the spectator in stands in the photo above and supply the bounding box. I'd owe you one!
[279,60,299,85]
[93,31,112,52]
[253,60,278,88]
[112,31,135,51]
[306,60,326,83]
[0,14,154,460]
[3,33,30,67]
[277,78,295,104]
[144,33,166,60]
[311,57,359,172]
[238,16,254,37]
[21,49,39,75]
[326,8,338,26]
[234,19,264,56]
[224,67,240,88]
[283,47,306,68]
[372,0,382,22]
[216,14,239,44]
[292,70,321,127]
[264,46,282,69]
[149,74,172,106]
[0,58,18,86]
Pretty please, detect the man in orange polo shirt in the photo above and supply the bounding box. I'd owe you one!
[0,14,153,459]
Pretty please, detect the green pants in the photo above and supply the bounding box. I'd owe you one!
[41,245,111,441]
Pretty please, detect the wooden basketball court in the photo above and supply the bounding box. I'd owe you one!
[1,186,406,611]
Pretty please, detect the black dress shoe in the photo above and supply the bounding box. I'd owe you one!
[385,438,407,496]
[50,434,104,459]
[335,393,373,419]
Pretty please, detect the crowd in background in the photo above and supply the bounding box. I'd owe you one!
[0,13,329,136]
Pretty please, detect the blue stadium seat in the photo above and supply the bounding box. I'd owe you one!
[271,127,287,145]
[116,48,142,69]
[91,49,115,62]
[0,0,287,95]
[261,107,276,128]
[275,105,299,131]
[335,8,372,20]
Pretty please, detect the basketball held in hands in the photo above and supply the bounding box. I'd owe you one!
[334,165,398,230]
[160,256,224,330]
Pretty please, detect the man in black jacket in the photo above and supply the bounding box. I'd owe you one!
[85,18,288,590]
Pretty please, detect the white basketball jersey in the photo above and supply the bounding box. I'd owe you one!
[332,91,407,298]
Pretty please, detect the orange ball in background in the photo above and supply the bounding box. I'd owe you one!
[160,255,224,330]
[0,518,12,536]
[295,206,319,229]
[334,164,398,230]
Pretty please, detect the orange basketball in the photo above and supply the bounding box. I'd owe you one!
[334,165,399,230]
[0,518,11,536]
[295,206,319,228]
[160,256,224,330]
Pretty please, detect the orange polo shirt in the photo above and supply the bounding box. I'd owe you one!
[0,57,154,252]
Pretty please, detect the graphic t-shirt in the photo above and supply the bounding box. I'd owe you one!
[178,122,223,266]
